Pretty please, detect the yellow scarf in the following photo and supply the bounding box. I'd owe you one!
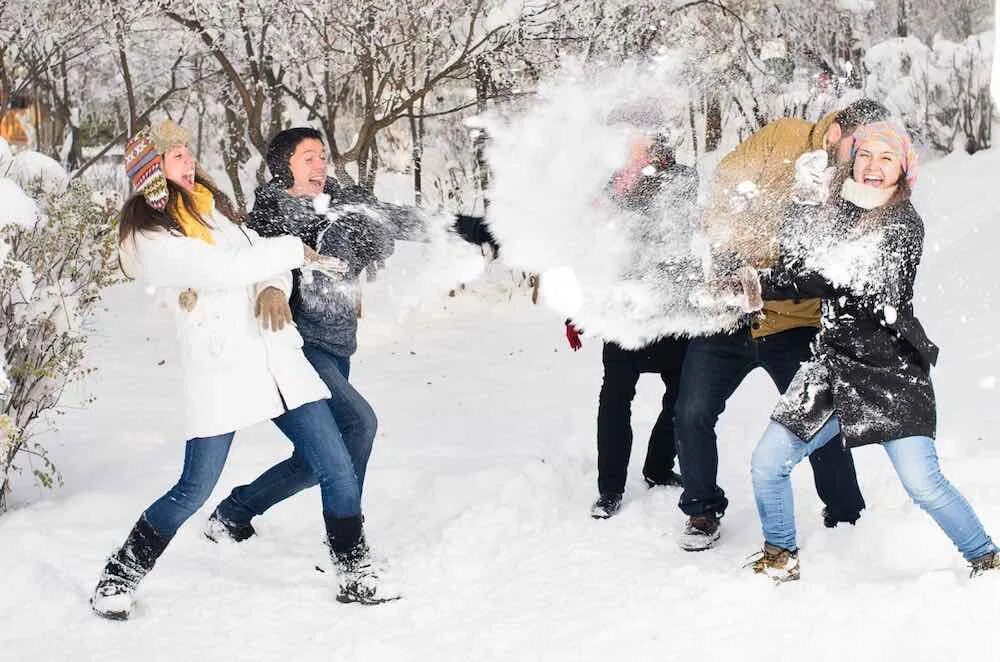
[172,183,216,244]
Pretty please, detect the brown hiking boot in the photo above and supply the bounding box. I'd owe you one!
[970,551,1000,578]
[748,543,800,582]
[678,514,721,551]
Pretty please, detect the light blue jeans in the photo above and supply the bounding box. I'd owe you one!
[751,416,996,561]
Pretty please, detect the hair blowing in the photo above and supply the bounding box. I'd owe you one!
[118,175,241,244]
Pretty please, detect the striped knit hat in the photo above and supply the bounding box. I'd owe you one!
[124,121,193,210]
[124,126,169,210]
[851,122,919,187]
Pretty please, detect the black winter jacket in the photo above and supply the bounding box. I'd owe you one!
[762,191,938,448]
[248,177,496,357]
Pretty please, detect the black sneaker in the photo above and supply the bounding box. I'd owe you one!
[590,493,623,519]
[204,508,256,543]
[643,471,683,488]
[822,507,860,529]
[678,514,721,551]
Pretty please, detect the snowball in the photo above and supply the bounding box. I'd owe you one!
[538,266,583,315]
[736,180,760,197]
[313,192,331,214]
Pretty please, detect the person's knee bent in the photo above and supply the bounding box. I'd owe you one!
[894,449,949,508]
[751,423,801,486]
[357,401,378,448]
[172,476,217,514]
[675,384,720,432]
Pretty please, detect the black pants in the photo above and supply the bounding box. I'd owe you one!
[597,338,689,495]
[675,326,866,519]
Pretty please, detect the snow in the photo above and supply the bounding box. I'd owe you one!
[2,135,1000,661]
[479,58,740,348]
[994,0,1000,105]
[8,150,68,197]
[0,177,39,230]
[0,137,13,173]
[865,31,994,151]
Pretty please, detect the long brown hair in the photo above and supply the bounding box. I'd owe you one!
[118,174,242,244]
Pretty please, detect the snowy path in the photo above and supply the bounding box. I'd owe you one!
[2,151,1000,661]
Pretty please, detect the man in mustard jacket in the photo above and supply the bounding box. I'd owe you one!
[675,99,888,551]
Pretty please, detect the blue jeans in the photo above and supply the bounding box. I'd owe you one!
[751,417,996,561]
[675,327,865,519]
[215,344,377,526]
[143,399,361,537]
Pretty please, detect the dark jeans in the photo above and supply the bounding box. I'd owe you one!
[143,398,361,538]
[675,325,866,519]
[597,338,689,495]
[215,344,377,526]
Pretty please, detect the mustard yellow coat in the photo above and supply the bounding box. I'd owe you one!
[704,112,839,338]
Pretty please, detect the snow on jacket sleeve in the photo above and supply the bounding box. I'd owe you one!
[129,228,304,290]
[761,207,922,310]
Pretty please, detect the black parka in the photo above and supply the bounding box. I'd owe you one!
[761,188,938,448]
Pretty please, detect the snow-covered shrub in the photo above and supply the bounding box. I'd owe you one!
[0,155,119,511]
[865,32,994,153]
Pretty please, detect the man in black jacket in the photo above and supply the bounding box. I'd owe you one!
[205,127,496,603]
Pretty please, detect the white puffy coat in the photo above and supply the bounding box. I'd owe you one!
[120,207,331,439]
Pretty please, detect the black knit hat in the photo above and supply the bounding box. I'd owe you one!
[265,127,325,188]
[836,99,890,133]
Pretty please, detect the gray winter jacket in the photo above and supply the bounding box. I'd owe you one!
[247,177,423,357]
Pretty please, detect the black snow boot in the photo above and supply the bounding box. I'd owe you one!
[822,507,860,529]
[204,507,256,543]
[91,517,173,620]
[325,514,399,605]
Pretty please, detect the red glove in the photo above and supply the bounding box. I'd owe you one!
[565,322,583,351]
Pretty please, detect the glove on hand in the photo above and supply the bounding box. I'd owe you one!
[565,321,583,351]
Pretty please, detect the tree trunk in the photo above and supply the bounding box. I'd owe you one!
[704,94,722,153]
[897,0,908,37]
[473,56,492,211]
[221,92,249,212]
[408,110,423,206]
[688,96,699,160]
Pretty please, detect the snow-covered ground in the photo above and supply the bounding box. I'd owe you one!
[2,149,999,661]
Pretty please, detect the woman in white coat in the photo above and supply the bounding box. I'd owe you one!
[90,121,389,620]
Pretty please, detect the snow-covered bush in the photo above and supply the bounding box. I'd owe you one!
[0,150,119,511]
[865,32,995,153]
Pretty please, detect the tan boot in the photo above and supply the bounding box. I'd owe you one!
[748,543,800,583]
[970,551,1000,578]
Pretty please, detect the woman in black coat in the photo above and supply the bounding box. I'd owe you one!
[742,122,998,581]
